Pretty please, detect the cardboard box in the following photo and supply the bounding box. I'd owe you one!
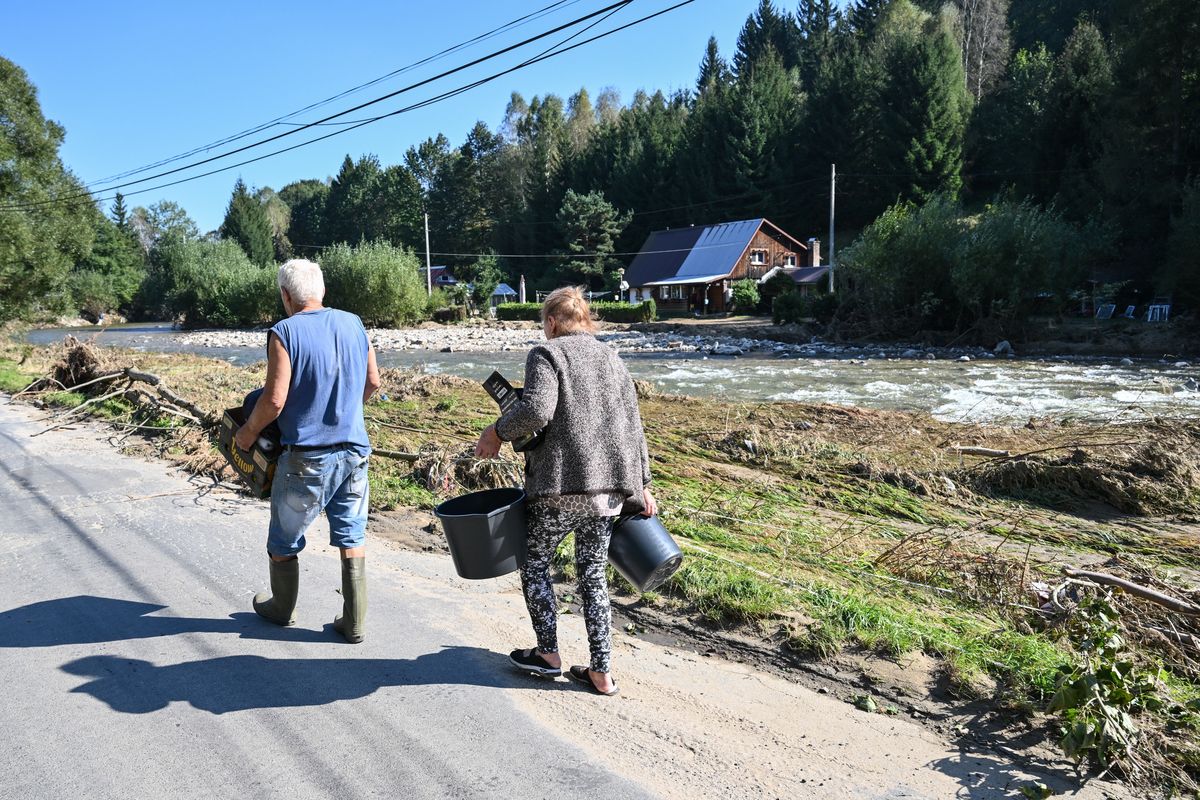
[217,407,280,499]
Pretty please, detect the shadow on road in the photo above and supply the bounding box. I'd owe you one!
[0,595,338,646]
[61,647,567,714]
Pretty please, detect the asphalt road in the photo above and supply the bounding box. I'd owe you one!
[0,403,653,800]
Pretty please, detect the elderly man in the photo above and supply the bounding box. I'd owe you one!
[235,258,381,643]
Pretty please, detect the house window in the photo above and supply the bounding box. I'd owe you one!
[749,249,767,265]
[670,286,684,300]
[660,286,670,300]
[784,254,796,267]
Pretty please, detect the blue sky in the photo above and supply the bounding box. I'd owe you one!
[4,1,764,232]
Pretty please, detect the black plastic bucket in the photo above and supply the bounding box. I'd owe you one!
[609,514,683,592]
[434,488,527,579]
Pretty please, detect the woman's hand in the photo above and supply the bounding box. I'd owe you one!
[640,487,658,517]
[474,424,503,458]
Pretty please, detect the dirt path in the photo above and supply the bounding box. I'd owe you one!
[372,512,1132,800]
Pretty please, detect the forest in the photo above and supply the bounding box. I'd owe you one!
[2,0,1198,335]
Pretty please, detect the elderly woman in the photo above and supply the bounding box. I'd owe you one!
[475,287,656,696]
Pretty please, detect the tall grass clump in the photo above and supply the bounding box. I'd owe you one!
[320,241,425,326]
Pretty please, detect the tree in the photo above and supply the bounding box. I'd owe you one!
[1162,181,1200,310]
[111,193,129,231]
[467,254,504,308]
[279,179,329,252]
[566,88,596,155]
[1039,21,1112,220]
[555,190,630,287]
[255,186,292,262]
[219,178,274,267]
[724,48,803,225]
[0,57,96,322]
[876,6,970,204]
[324,155,383,246]
[966,45,1053,200]
[953,0,1011,99]
[733,0,800,76]
[128,200,199,254]
[70,215,144,317]
[696,36,732,95]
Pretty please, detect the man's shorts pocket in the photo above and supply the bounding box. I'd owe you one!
[285,473,324,514]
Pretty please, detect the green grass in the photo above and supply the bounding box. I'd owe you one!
[0,359,37,393]
[667,552,788,623]
[369,473,438,510]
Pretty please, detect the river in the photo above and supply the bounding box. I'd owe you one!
[24,323,1200,424]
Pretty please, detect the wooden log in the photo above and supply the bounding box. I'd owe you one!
[1062,566,1200,615]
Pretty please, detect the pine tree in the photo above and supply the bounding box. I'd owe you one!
[110,193,129,231]
[733,0,800,77]
[1039,21,1112,219]
[847,0,893,40]
[696,36,732,96]
[324,155,384,246]
[219,178,275,267]
[877,15,970,203]
[555,189,631,287]
[725,47,804,224]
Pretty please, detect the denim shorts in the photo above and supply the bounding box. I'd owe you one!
[267,445,370,556]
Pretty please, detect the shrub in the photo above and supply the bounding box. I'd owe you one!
[773,290,806,325]
[758,271,797,313]
[592,300,656,322]
[495,303,541,322]
[169,239,278,328]
[320,241,425,327]
[496,299,656,323]
[432,306,467,323]
[731,279,760,313]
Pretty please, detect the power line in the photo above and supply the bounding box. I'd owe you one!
[3,0,698,214]
[86,0,584,186]
[1,0,638,211]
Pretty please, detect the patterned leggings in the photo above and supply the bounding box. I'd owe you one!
[520,504,615,673]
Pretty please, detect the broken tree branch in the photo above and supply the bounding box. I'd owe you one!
[949,444,1011,458]
[1062,567,1200,615]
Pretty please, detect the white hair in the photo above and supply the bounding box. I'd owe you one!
[277,258,325,305]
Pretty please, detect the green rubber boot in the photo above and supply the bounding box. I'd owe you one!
[253,557,299,626]
[333,556,367,644]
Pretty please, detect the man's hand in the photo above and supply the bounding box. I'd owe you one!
[640,487,658,517]
[474,424,503,459]
[234,425,258,452]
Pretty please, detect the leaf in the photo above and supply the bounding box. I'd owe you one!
[1018,783,1054,799]
[853,695,877,713]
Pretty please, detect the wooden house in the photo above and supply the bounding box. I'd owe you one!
[623,218,827,314]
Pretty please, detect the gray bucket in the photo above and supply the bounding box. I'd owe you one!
[609,514,683,592]
[435,488,527,579]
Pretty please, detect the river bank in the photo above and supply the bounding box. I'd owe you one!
[3,337,1198,793]
[22,321,1200,424]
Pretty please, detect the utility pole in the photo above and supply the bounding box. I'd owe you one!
[828,163,836,294]
[424,211,432,296]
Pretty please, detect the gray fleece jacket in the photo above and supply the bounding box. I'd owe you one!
[495,332,652,511]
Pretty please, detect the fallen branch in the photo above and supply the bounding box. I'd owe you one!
[949,444,1011,458]
[372,448,420,462]
[1062,567,1200,615]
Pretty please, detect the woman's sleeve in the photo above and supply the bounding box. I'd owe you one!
[495,348,558,442]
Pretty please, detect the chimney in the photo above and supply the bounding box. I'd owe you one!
[807,237,821,267]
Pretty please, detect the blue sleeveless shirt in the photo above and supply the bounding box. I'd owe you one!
[269,308,371,451]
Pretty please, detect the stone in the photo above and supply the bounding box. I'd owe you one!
[901,349,921,359]
[957,355,971,362]
[993,340,1013,356]
[1120,357,1134,366]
